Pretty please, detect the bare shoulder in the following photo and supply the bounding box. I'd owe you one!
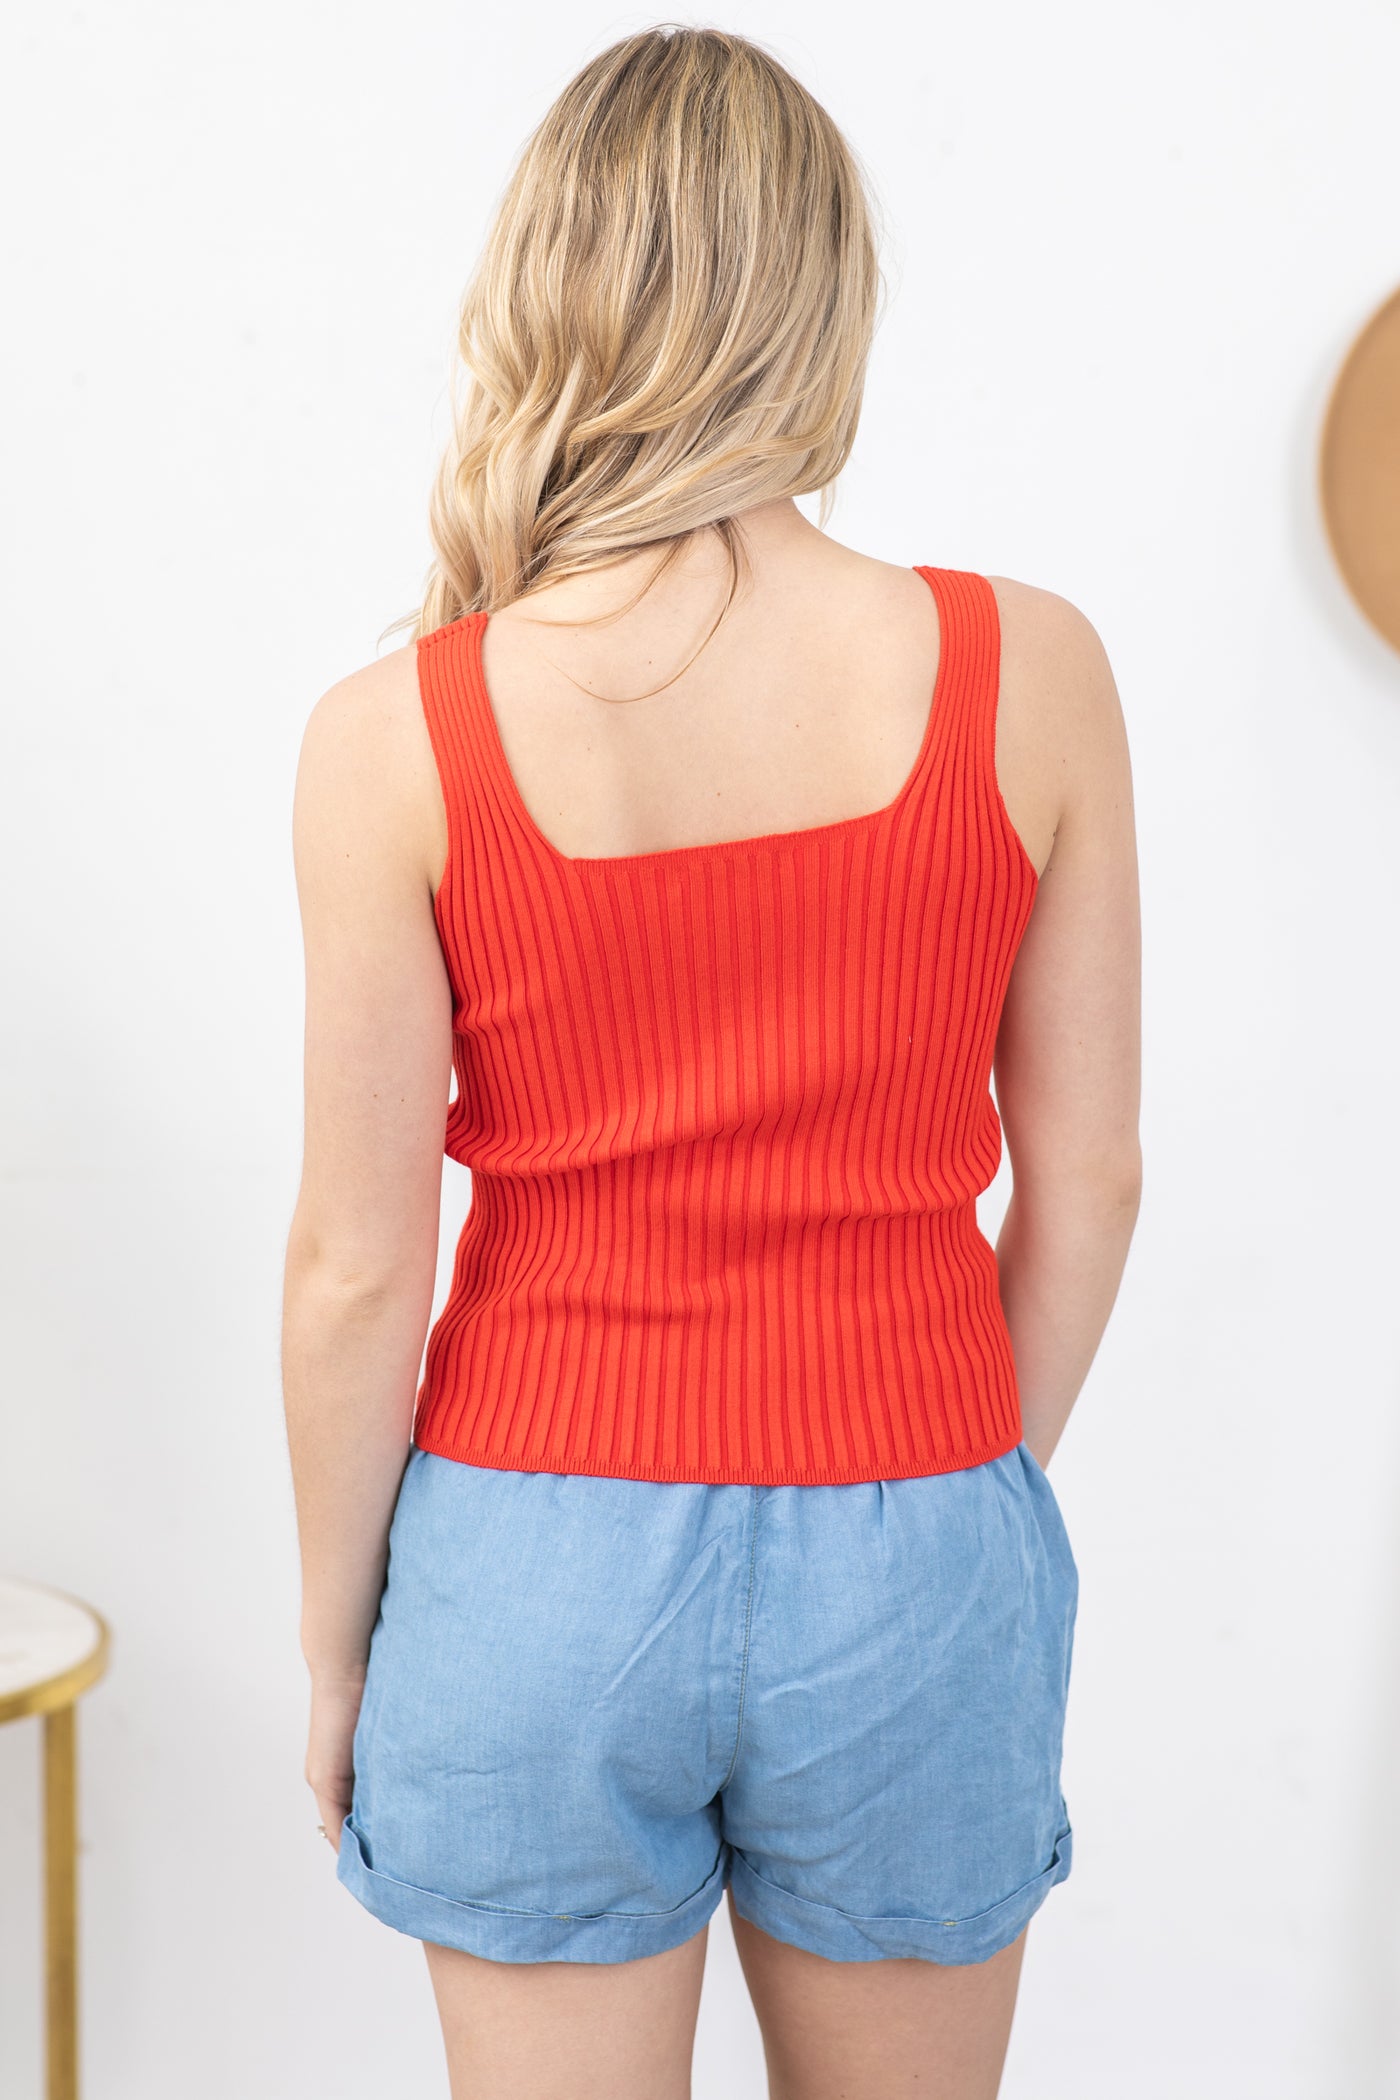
[985,574,1124,744]
[979,575,1134,876]
[844,552,1122,741]
[300,640,423,758]
[293,639,446,898]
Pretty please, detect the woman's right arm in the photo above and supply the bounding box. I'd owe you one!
[281,648,454,1844]
[991,587,1143,1470]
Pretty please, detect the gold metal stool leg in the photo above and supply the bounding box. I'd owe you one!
[44,1701,78,2100]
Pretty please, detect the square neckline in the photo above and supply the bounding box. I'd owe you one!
[456,563,953,871]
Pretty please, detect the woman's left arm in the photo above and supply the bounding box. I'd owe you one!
[281,650,453,1848]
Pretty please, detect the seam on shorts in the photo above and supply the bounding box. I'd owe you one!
[717,1486,760,1793]
[340,1814,727,1924]
[732,1818,1074,1931]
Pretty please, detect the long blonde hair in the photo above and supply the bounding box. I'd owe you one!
[382,24,886,658]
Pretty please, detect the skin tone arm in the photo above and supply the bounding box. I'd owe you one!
[282,650,452,1849]
[989,585,1143,1469]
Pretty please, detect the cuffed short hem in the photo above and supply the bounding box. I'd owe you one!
[335,1814,729,1964]
[728,1819,1073,1965]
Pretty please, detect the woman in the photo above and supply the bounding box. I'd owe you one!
[282,24,1141,2099]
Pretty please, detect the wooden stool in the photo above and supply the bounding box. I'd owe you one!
[0,1577,111,2100]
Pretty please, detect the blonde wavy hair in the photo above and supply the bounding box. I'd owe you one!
[381,23,886,667]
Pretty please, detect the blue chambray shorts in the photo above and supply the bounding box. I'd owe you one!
[336,1438,1078,1966]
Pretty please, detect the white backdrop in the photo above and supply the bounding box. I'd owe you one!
[3,3,1399,2094]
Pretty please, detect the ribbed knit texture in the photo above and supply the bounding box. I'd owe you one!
[411,566,1039,1485]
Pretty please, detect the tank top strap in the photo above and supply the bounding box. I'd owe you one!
[915,565,1002,780]
[415,611,506,890]
[921,565,1036,892]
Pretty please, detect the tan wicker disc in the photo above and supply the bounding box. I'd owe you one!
[1319,284,1400,653]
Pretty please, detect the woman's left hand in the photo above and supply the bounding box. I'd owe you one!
[305,1668,367,1855]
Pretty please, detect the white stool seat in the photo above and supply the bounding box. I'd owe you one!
[0,1576,106,1715]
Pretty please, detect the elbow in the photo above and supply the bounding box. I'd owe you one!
[283,1225,427,1311]
[1010,1144,1143,1215]
[1104,1147,1143,1211]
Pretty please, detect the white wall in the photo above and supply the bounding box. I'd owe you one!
[3,2,1399,2093]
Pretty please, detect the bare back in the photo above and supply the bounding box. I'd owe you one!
[395,528,1068,886]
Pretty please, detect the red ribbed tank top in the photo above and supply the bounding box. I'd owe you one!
[411,566,1038,1485]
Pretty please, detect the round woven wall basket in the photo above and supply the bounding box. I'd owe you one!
[1319,284,1400,653]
